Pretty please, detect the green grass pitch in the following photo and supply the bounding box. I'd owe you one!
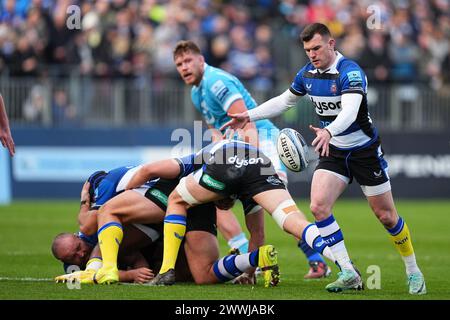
[0,199,449,300]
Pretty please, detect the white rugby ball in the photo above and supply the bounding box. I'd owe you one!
[277,128,309,172]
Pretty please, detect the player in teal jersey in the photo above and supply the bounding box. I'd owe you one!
[173,40,331,279]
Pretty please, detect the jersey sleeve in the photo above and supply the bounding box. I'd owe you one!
[289,66,308,96]
[208,77,243,112]
[175,151,204,178]
[339,62,367,95]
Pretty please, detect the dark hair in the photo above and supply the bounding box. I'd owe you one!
[300,23,332,42]
[173,40,202,60]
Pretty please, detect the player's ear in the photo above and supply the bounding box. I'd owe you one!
[328,38,336,50]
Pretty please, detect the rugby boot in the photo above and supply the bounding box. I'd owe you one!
[325,268,363,293]
[258,245,280,288]
[408,272,426,295]
[93,267,119,285]
[147,269,176,286]
[304,261,332,279]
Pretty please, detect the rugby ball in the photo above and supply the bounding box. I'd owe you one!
[277,128,309,172]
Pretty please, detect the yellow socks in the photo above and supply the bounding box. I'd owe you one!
[159,214,187,274]
[387,216,420,274]
[97,222,123,270]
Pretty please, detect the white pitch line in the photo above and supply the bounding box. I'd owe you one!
[0,277,53,282]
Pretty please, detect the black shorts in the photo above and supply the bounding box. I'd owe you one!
[139,203,217,283]
[144,178,178,211]
[316,137,389,186]
[197,148,286,200]
[144,178,217,236]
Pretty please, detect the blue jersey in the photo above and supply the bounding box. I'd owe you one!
[90,166,158,209]
[191,63,278,135]
[290,52,376,150]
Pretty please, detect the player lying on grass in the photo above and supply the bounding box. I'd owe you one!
[52,224,158,284]
[53,166,280,286]
[122,139,338,286]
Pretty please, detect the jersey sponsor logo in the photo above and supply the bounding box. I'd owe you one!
[201,174,226,190]
[306,83,312,91]
[347,70,363,87]
[211,80,230,103]
[149,188,168,206]
[228,155,264,168]
[310,96,342,115]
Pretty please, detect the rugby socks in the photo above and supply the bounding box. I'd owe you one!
[97,222,123,270]
[228,232,249,254]
[315,214,354,271]
[386,216,421,275]
[159,214,187,274]
[213,248,259,282]
[301,223,336,264]
[298,239,325,264]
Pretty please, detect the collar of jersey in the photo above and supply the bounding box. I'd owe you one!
[317,51,343,74]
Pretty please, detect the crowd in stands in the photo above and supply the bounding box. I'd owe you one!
[0,0,449,91]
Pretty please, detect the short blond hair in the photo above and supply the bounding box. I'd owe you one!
[173,40,202,60]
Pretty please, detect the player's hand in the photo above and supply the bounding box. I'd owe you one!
[210,129,224,143]
[309,125,331,157]
[231,272,256,285]
[219,111,250,132]
[131,267,154,284]
[80,181,91,206]
[0,127,15,157]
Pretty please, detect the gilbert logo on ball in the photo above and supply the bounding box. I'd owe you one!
[277,128,309,172]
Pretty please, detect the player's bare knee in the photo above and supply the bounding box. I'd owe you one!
[310,202,331,220]
[375,208,397,228]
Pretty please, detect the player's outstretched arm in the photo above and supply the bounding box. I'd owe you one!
[0,94,15,157]
[221,89,299,132]
[126,159,181,190]
[219,111,250,132]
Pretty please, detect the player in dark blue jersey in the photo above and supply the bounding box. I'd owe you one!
[61,164,284,286]
[126,139,338,286]
[223,23,425,294]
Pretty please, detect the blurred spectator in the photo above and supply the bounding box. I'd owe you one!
[51,88,77,126]
[22,84,45,123]
[389,33,419,83]
[358,31,391,83]
[0,0,447,90]
[252,45,275,91]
